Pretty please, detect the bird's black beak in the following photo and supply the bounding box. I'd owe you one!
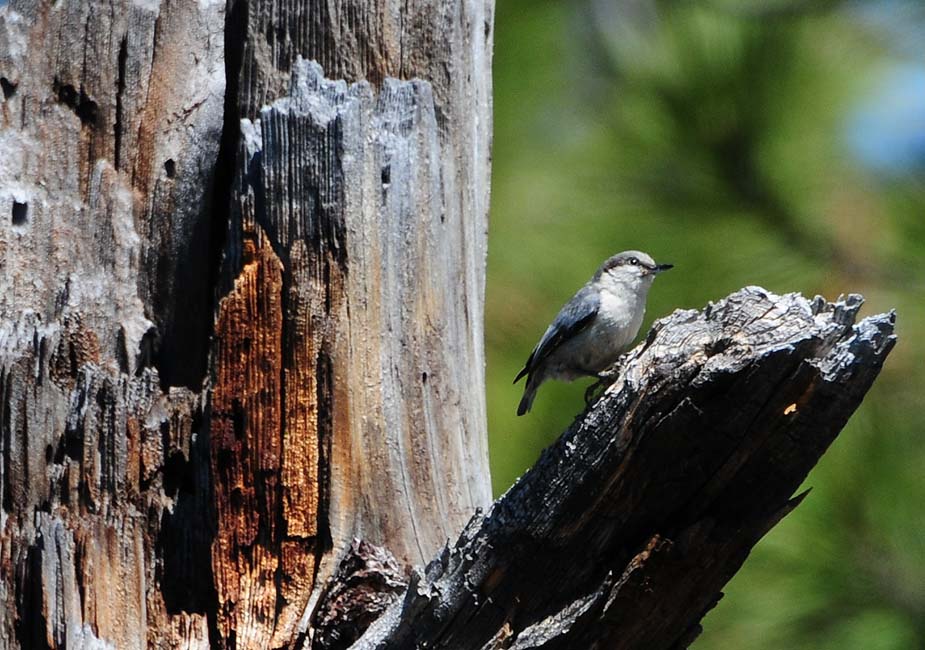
[654,263,674,274]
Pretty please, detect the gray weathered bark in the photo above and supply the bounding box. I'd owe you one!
[0,1,226,647]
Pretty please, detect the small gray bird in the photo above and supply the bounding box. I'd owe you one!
[514,250,672,415]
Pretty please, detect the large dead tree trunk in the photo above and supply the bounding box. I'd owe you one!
[0,0,492,648]
[0,2,895,650]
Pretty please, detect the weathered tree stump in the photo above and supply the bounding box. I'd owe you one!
[349,288,895,649]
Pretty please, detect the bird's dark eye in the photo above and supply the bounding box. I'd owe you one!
[629,257,638,265]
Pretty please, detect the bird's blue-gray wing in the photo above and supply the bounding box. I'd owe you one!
[513,285,600,383]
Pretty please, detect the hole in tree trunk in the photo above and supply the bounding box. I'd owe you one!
[11,201,27,225]
[0,77,17,98]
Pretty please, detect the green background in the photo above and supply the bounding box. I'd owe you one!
[485,1,925,647]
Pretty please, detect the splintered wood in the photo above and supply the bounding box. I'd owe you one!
[0,1,224,648]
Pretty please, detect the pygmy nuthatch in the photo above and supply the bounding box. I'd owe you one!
[514,250,673,415]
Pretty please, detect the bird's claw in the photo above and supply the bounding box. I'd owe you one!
[584,381,602,406]
[584,355,631,407]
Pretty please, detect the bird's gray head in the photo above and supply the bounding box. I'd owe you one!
[595,250,673,293]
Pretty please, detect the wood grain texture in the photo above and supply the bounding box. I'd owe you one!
[350,288,896,650]
[312,540,408,650]
[210,47,494,642]
[210,0,495,643]
[210,232,288,647]
[0,1,223,648]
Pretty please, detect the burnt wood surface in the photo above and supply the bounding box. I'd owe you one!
[349,288,895,650]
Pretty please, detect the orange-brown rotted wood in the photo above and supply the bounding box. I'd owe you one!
[209,227,342,646]
[281,241,324,542]
[210,231,295,644]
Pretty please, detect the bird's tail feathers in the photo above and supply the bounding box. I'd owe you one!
[513,365,529,384]
[517,374,541,416]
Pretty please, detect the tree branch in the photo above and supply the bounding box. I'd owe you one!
[343,286,895,650]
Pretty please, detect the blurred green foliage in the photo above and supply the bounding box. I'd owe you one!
[486,0,925,647]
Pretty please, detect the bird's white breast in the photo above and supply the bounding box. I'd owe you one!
[546,280,649,380]
[594,286,645,351]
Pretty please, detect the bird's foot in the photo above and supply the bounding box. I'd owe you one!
[584,380,603,406]
[584,355,631,407]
